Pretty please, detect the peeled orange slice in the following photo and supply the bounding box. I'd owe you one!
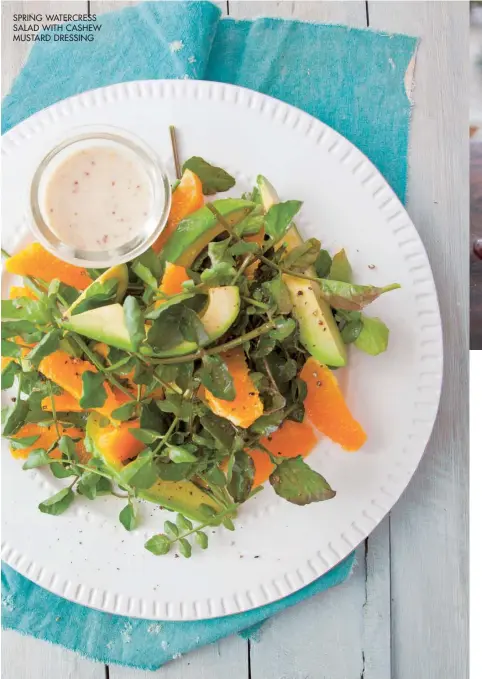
[300,358,367,451]
[38,350,125,421]
[152,169,204,254]
[203,348,264,429]
[6,243,91,290]
[248,419,317,487]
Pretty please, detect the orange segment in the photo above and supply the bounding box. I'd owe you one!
[2,356,15,371]
[300,358,367,451]
[203,348,264,429]
[155,262,191,308]
[9,423,84,460]
[2,343,31,371]
[38,350,124,420]
[92,419,144,465]
[6,243,91,290]
[41,391,84,413]
[248,419,318,487]
[9,286,37,300]
[152,170,204,254]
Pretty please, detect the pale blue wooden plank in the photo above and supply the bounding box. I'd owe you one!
[368,3,469,678]
[249,545,366,679]
[1,631,105,679]
[363,519,391,679]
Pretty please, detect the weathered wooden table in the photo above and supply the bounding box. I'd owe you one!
[1,2,469,678]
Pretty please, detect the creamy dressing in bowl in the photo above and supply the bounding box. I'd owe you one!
[30,128,170,268]
[45,146,153,252]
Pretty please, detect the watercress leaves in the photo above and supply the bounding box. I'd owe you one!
[227,450,254,503]
[269,317,296,341]
[1,360,20,390]
[355,316,389,355]
[269,456,336,505]
[182,157,235,195]
[120,451,157,489]
[329,249,352,283]
[2,298,50,324]
[77,471,106,500]
[317,280,401,311]
[119,502,137,531]
[2,399,29,436]
[262,276,292,314]
[1,340,22,358]
[167,444,198,464]
[123,296,145,351]
[25,329,61,367]
[198,355,236,401]
[208,239,235,268]
[145,534,171,555]
[70,278,118,316]
[314,249,333,278]
[2,319,41,343]
[339,310,363,344]
[22,448,50,469]
[264,201,302,242]
[79,372,107,409]
[283,238,321,273]
[200,262,236,287]
[229,241,260,256]
[148,305,208,352]
[38,487,75,516]
[111,401,138,422]
[200,412,236,450]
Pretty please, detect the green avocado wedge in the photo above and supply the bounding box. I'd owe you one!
[63,286,241,357]
[63,303,135,352]
[65,264,128,317]
[86,413,222,522]
[257,176,347,367]
[161,198,255,267]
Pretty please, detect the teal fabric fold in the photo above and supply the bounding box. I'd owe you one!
[1,1,417,670]
[2,557,354,669]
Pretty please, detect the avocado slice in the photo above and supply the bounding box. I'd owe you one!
[257,176,347,367]
[86,413,221,521]
[63,286,240,357]
[65,264,128,317]
[161,198,255,267]
[63,303,135,351]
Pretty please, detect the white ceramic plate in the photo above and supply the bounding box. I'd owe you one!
[1,80,443,620]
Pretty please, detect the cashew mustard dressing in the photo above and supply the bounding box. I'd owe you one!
[44,146,153,251]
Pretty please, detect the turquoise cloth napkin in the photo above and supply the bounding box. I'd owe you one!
[1,1,417,670]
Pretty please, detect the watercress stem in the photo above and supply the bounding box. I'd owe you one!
[105,355,133,372]
[147,320,276,365]
[47,380,61,439]
[1,248,11,259]
[152,417,179,456]
[169,125,182,179]
[242,296,270,310]
[232,254,254,284]
[205,203,240,239]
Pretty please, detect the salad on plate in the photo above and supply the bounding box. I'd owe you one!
[1,146,400,558]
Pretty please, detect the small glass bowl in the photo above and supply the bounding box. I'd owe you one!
[30,126,171,268]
